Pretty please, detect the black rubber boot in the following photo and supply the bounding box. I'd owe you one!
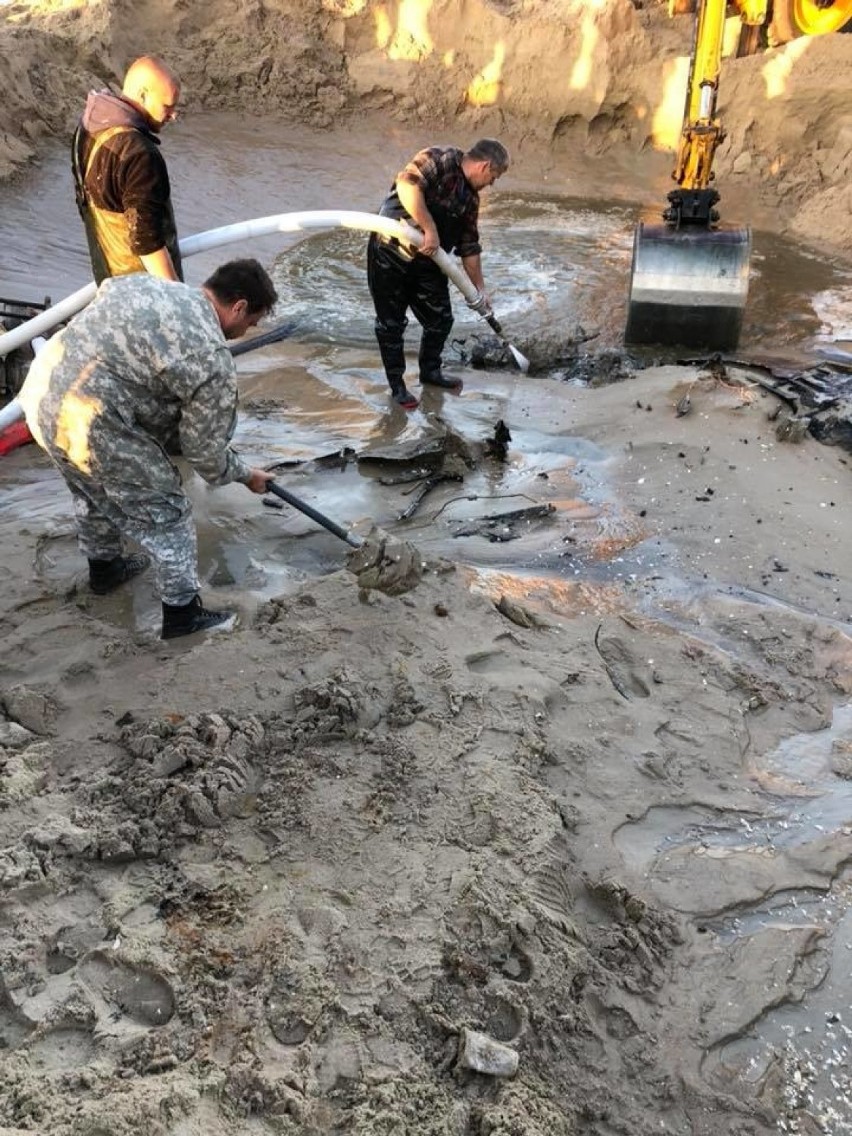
[376,335,407,382]
[389,375,419,410]
[420,371,462,390]
[161,596,237,640]
[418,330,459,388]
[88,554,151,595]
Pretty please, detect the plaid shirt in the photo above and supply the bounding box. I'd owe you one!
[378,146,482,258]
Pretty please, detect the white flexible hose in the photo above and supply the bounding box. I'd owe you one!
[0,335,47,429]
[182,211,481,303]
[0,283,95,358]
[0,210,479,360]
[0,399,23,430]
[0,211,482,434]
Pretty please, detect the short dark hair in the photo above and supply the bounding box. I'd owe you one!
[204,259,278,316]
[467,138,510,172]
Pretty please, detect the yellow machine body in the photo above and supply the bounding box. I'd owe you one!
[626,0,852,350]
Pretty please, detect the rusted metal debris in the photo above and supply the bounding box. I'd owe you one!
[451,503,557,542]
[679,352,852,451]
[396,472,465,521]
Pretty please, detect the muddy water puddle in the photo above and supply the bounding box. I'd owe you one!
[0,362,633,624]
[616,703,852,1126]
[197,376,618,592]
[269,191,852,360]
[1,111,851,349]
[2,115,850,592]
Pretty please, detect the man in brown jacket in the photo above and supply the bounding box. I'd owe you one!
[72,56,183,284]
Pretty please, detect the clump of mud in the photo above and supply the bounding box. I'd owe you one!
[346,525,424,596]
[450,326,635,385]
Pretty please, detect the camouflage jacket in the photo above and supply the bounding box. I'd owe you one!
[20,274,250,486]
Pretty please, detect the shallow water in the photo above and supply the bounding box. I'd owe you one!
[2,111,851,343]
[1,113,849,633]
[9,111,847,590]
[616,705,852,868]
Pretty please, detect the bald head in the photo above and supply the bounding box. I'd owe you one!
[122,56,181,131]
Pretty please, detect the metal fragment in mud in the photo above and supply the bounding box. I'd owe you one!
[451,503,556,542]
[345,524,424,597]
[396,470,464,521]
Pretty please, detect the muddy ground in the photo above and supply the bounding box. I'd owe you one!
[2,360,852,1134]
[1,1,852,1133]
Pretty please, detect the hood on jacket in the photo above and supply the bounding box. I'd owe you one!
[81,90,156,138]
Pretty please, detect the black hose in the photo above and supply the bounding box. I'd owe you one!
[229,320,298,357]
[264,480,362,548]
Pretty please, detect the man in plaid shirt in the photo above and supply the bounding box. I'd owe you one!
[367,139,510,410]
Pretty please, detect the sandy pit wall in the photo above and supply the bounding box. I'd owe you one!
[0,0,851,253]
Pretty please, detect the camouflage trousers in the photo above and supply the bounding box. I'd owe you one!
[51,449,200,607]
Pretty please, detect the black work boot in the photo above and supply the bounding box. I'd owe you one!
[161,596,237,640]
[88,554,151,595]
[420,370,462,390]
[376,335,407,383]
[388,375,419,410]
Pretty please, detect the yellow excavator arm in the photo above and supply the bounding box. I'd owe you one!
[624,0,751,350]
[626,0,852,350]
[672,0,727,192]
[625,0,751,348]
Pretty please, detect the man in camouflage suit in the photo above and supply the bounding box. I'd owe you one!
[18,259,277,639]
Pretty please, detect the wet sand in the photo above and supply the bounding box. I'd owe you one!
[1,354,851,1134]
[2,0,852,1123]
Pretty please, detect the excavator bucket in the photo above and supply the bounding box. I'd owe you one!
[625,222,751,351]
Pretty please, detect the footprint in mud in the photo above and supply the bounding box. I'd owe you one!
[585,991,639,1040]
[265,966,330,1046]
[492,942,533,983]
[26,1026,97,1069]
[0,976,34,1049]
[525,852,577,938]
[579,877,646,925]
[45,910,112,975]
[77,951,175,1027]
[593,629,651,700]
[187,752,261,826]
[483,992,525,1043]
[464,649,565,708]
